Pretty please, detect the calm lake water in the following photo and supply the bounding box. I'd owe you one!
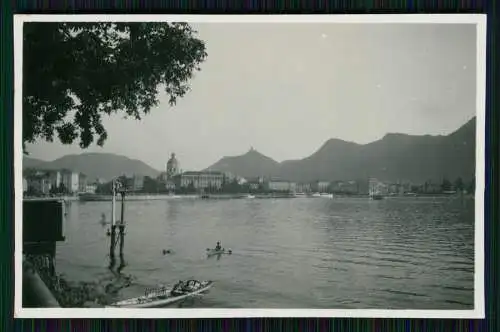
[56,196,475,309]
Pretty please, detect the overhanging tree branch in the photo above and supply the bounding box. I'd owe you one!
[23,22,207,152]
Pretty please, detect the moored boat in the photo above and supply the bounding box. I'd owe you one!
[368,177,386,200]
[79,194,113,202]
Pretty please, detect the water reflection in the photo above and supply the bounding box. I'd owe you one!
[56,196,475,309]
[166,200,181,221]
[100,252,133,303]
[109,252,127,275]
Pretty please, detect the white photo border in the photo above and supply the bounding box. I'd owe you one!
[13,13,487,319]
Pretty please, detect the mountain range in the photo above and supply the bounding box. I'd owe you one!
[23,153,160,181]
[23,117,476,183]
[205,117,476,183]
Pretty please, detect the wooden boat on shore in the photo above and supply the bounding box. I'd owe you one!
[107,280,213,308]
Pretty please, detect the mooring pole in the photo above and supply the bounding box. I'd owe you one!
[117,252,125,274]
[119,190,126,255]
[109,179,117,258]
[111,179,116,227]
[110,232,116,258]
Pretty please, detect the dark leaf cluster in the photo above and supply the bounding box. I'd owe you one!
[23,22,207,151]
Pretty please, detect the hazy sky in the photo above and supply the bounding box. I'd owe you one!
[25,22,477,171]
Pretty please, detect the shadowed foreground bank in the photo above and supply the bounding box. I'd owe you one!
[23,259,60,307]
[23,255,130,308]
[22,199,128,308]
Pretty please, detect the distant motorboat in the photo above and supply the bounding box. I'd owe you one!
[320,193,333,198]
[246,194,255,199]
[368,182,385,200]
[311,192,321,198]
[370,194,384,200]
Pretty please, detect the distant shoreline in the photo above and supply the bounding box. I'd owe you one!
[22,192,474,202]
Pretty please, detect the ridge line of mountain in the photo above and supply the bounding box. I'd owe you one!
[23,116,476,183]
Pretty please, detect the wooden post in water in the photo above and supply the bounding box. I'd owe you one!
[109,179,117,259]
[118,190,126,256]
[111,179,116,226]
[109,230,116,259]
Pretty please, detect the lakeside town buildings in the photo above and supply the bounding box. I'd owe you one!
[23,169,142,195]
[23,152,466,196]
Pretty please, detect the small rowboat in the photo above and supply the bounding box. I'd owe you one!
[206,248,232,256]
[106,280,213,308]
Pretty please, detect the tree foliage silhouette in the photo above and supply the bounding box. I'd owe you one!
[23,22,207,151]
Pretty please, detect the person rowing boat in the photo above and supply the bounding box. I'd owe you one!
[171,280,188,296]
[180,280,203,293]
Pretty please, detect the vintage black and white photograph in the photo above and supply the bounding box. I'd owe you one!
[15,15,485,318]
